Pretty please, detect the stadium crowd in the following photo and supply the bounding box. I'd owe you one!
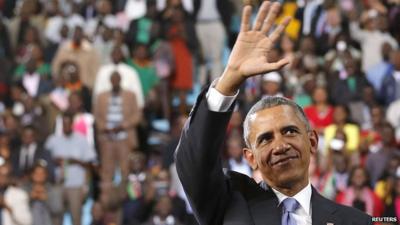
[0,0,400,225]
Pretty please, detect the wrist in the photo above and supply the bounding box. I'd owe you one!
[215,68,245,96]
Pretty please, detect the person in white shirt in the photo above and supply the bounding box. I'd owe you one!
[93,46,144,108]
[175,2,372,225]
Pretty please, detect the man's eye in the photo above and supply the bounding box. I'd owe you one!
[284,129,297,135]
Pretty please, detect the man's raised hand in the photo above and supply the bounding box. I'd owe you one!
[216,1,291,95]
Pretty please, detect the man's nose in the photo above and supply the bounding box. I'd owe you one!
[271,135,290,154]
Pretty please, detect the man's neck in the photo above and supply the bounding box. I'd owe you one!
[270,179,309,197]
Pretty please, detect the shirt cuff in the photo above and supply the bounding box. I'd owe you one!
[206,82,239,112]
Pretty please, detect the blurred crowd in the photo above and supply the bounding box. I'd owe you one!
[0,0,400,225]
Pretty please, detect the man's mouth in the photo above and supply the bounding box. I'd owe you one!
[270,155,299,167]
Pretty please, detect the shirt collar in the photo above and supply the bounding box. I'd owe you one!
[272,183,312,215]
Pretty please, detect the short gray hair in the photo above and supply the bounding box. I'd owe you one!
[243,96,311,148]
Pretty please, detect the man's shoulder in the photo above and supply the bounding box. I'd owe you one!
[224,170,267,199]
[334,201,371,219]
[312,190,372,224]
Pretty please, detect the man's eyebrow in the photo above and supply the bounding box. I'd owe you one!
[255,131,273,146]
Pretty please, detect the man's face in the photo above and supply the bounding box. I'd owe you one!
[243,105,318,189]
[22,129,35,146]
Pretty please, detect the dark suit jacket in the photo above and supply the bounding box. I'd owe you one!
[11,143,55,181]
[175,88,372,225]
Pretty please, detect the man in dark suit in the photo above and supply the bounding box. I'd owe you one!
[10,125,54,181]
[175,2,372,225]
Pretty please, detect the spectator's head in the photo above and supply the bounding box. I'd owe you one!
[0,162,11,189]
[72,26,84,46]
[111,46,124,64]
[326,6,342,28]
[129,152,146,174]
[364,9,379,31]
[385,156,400,177]
[362,84,376,105]
[227,136,244,161]
[21,125,36,146]
[242,96,317,195]
[370,105,384,128]
[132,43,150,61]
[62,112,74,136]
[154,195,174,220]
[333,153,347,174]
[301,75,317,95]
[110,71,121,93]
[312,86,329,105]
[113,29,125,44]
[380,122,396,147]
[146,0,158,19]
[349,166,370,188]
[229,108,243,129]
[261,72,282,96]
[390,49,400,71]
[299,36,316,55]
[97,0,112,16]
[24,26,40,45]
[30,162,48,184]
[60,61,80,83]
[343,54,358,76]
[25,57,37,74]
[60,24,69,40]
[333,105,350,125]
[68,92,83,113]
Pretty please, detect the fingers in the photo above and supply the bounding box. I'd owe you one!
[252,1,271,31]
[264,57,290,71]
[241,5,252,32]
[269,16,291,43]
[261,2,281,34]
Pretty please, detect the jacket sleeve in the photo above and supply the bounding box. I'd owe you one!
[175,88,233,225]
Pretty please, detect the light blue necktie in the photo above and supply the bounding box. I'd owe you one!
[281,198,299,225]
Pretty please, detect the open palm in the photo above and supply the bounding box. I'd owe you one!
[227,2,291,78]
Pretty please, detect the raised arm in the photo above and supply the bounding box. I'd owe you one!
[175,2,290,224]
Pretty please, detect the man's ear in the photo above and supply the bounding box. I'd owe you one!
[309,130,319,155]
[243,148,258,170]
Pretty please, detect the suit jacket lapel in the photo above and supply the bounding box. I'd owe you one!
[248,182,281,225]
[311,187,341,225]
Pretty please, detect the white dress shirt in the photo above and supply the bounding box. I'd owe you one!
[206,85,312,225]
[23,73,40,97]
[272,184,312,225]
[93,63,144,108]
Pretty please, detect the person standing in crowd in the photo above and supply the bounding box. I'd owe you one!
[45,112,97,225]
[0,162,32,225]
[10,125,53,182]
[94,45,144,109]
[194,0,232,85]
[336,166,384,217]
[380,49,400,106]
[94,72,142,185]
[52,25,101,90]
